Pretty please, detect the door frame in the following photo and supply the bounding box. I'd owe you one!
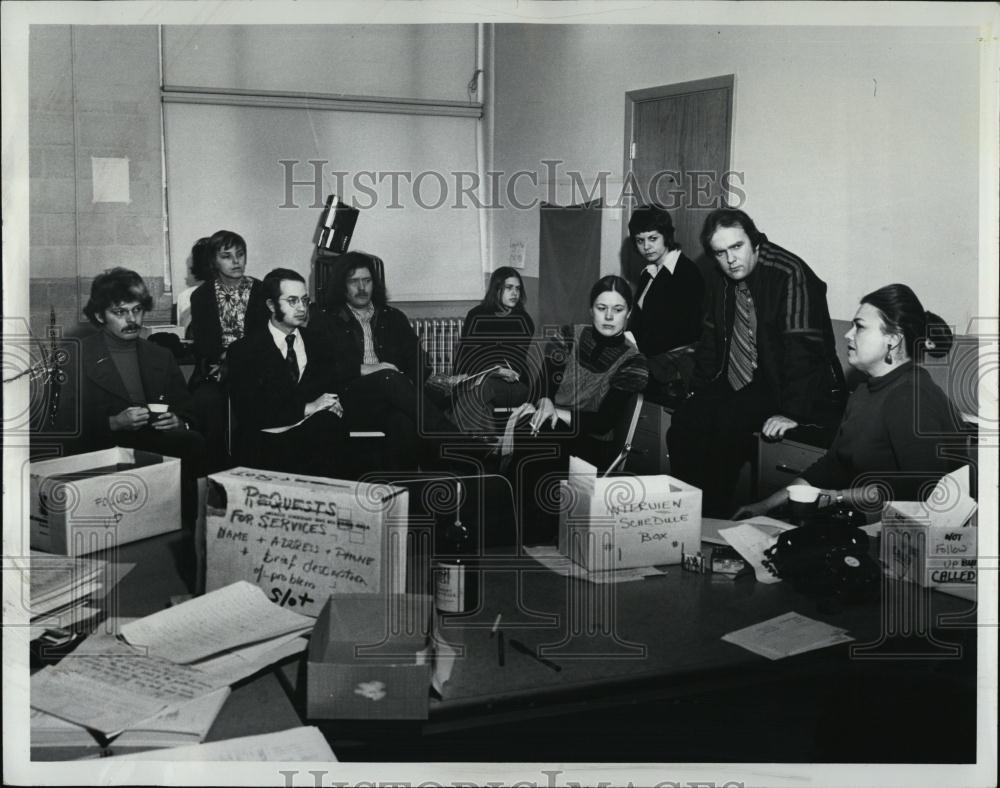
[621,74,736,244]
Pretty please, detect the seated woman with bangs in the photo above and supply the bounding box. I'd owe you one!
[510,275,649,543]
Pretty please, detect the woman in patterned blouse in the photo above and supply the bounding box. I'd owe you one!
[188,230,269,471]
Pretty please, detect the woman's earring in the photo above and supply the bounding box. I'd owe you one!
[884,346,894,365]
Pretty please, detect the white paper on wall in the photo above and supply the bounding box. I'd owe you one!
[91,156,131,203]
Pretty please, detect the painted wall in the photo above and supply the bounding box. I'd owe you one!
[490,24,982,330]
[159,24,485,302]
[162,24,475,101]
[29,25,168,335]
[28,23,983,336]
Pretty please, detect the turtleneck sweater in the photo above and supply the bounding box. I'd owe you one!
[803,360,963,500]
[104,331,146,404]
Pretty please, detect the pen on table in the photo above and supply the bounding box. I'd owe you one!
[490,613,502,638]
[508,638,562,672]
[497,631,505,667]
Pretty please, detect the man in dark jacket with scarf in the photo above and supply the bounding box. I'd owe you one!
[316,252,455,470]
[667,209,846,516]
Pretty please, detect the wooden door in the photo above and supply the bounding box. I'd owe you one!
[623,76,734,280]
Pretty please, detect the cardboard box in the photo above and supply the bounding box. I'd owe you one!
[558,457,702,571]
[882,506,977,591]
[205,468,408,617]
[29,448,181,556]
[881,467,978,595]
[307,594,432,720]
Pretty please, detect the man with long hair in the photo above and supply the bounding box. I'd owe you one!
[315,251,455,470]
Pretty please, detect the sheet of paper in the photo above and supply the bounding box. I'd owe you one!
[886,465,978,530]
[191,633,308,684]
[700,517,735,546]
[722,611,854,660]
[33,687,235,750]
[31,643,220,734]
[720,517,796,584]
[31,707,101,747]
[26,552,106,605]
[261,408,318,434]
[119,580,313,664]
[116,686,231,743]
[523,545,668,584]
[860,521,882,539]
[31,586,103,620]
[424,627,458,696]
[104,725,337,761]
[929,465,978,528]
[463,364,503,386]
[30,603,103,634]
[91,156,130,203]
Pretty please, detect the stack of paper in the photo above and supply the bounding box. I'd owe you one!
[19,552,133,639]
[30,582,314,742]
[31,687,231,750]
[103,725,338,761]
[722,611,854,660]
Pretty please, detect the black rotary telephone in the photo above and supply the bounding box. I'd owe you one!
[764,523,880,603]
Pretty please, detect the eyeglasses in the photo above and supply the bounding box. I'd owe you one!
[279,296,311,309]
[107,306,144,319]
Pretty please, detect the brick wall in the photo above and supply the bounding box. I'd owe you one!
[29,25,169,339]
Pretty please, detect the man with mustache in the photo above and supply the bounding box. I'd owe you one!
[314,251,456,471]
[52,268,207,574]
[667,209,846,517]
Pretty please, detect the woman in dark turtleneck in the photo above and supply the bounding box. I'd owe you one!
[737,284,965,519]
[530,275,648,441]
[517,276,648,543]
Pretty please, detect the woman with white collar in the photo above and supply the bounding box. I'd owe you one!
[627,204,704,400]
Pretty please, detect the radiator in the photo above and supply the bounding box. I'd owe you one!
[410,318,464,376]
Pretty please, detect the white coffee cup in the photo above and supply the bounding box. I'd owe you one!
[147,402,169,414]
[787,484,821,503]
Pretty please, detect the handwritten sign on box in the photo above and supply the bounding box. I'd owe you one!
[205,468,408,617]
[558,457,702,571]
[882,507,978,590]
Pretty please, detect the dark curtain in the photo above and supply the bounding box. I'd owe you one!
[538,199,602,331]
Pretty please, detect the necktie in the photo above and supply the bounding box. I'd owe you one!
[285,334,300,383]
[727,282,757,390]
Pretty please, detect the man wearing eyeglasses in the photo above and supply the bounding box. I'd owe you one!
[226,268,347,477]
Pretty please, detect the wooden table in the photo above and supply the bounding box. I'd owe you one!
[30,525,979,763]
[289,546,978,762]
